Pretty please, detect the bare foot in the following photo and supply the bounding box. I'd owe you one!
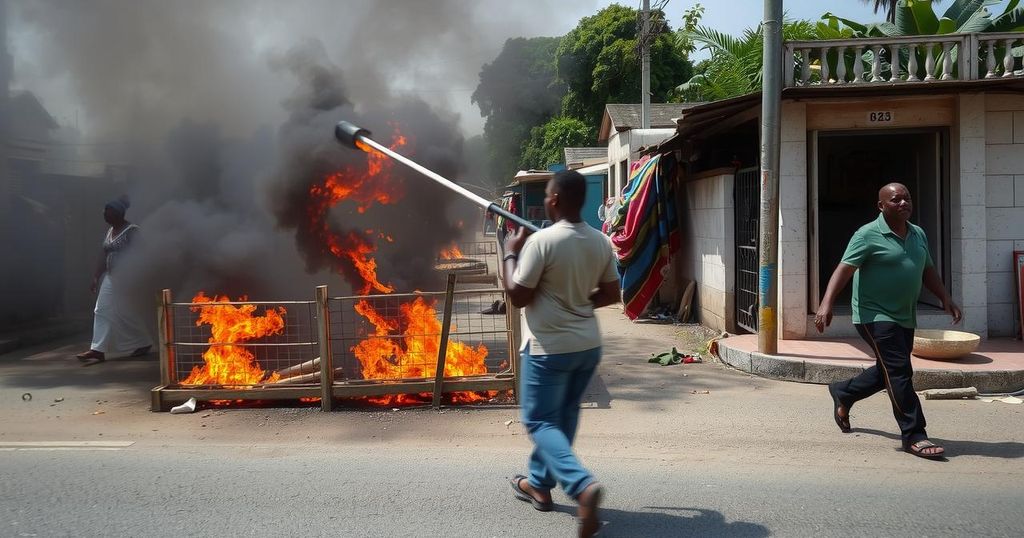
[576,482,604,538]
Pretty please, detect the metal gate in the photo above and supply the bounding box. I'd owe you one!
[735,167,759,333]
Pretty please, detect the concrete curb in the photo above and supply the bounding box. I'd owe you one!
[717,338,1024,394]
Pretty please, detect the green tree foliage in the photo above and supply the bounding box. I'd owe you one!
[676,20,827,102]
[555,4,693,129]
[674,3,706,59]
[471,37,564,182]
[824,1,1024,79]
[518,117,594,171]
[828,0,1024,35]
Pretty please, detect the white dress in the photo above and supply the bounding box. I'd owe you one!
[90,224,152,354]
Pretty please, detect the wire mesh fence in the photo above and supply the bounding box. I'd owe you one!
[329,287,512,383]
[152,282,516,410]
[167,298,319,387]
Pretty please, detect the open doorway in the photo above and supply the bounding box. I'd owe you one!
[811,129,949,310]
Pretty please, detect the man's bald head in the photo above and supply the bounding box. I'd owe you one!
[878,182,910,202]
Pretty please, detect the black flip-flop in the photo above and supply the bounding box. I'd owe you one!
[828,384,851,433]
[510,474,553,512]
[904,439,946,460]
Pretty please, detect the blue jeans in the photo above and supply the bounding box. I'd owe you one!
[519,345,601,499]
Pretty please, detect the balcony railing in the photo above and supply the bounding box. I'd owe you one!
[784,32,1024,87]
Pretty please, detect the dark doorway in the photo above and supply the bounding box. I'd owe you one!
[813,129,948,310]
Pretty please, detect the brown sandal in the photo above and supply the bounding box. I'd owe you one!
[904,439,945,459]
[76,350,105,362]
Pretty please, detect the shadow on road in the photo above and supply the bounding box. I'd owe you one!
[853,428,1024,459]
[545,504,768,537]
[938,439,1024,459]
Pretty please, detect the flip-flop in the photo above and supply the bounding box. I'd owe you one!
[828,383,851,433]
[130,345,152,357]
[510,475,553,512]
[904,439,946,460]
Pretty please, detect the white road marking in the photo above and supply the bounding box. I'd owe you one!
[0,441,134,451]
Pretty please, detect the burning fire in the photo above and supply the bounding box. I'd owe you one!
[351,296,490,405]
[438,244,464,260]
[307,127,407,295]
[182,292,285,387]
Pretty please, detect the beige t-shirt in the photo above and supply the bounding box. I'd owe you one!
[512,220,618,355]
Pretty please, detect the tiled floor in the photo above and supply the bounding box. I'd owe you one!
[722,334,1024,372]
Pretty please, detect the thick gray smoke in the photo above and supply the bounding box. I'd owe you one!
[2,0,593,318]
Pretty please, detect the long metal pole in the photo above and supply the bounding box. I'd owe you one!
[641,0,651,129]
[335,122,539,233]
[758,0,783,355]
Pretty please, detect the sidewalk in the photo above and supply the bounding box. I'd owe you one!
[717,334,1024,393]
[0,316,92,355]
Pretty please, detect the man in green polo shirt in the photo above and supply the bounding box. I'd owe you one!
[815,182,961,460]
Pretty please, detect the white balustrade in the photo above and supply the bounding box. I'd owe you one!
[783,33,1022,88]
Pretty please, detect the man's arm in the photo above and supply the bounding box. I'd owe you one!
[502,257,536,308]
[922,266,962,324]
[501,227,537,308]
[814,263,857,333]
[590,280,620,309]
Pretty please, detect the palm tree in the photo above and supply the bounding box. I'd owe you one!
[863,1,900,22]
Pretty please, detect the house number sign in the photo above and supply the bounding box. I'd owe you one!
[868,111,894,123]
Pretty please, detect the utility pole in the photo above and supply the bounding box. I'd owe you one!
[640,0,651,129]
[758,0,783,355]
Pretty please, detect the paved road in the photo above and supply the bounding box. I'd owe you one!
[2,440,1021,537]
[2,310,1023,536]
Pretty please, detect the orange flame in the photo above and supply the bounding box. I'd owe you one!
[182,292,284,387]
[351,297,489,405]
[307,127,407,295]
[438,244,464,260]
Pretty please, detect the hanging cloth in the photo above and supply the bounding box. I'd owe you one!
[610,154,681,320]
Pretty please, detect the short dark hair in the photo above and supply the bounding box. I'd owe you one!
[551,169,586,211]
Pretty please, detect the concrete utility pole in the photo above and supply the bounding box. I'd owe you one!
[758,0,783,355]
[640,0,651,129]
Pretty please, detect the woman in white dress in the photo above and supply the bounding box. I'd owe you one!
[76,197,152,362]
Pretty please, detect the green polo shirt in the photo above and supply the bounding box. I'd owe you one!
[840,213,934,328]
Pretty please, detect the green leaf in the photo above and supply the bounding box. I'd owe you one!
[1003,0,1022,15]
[941,1,995,26]
[908,0,941,34]
[821,12,868,34]
[895,3,920,35]
[991,6,1024,31]
[956,4,995,32]
[936,17,957,34]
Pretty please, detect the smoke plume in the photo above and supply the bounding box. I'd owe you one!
[2,0,592,314]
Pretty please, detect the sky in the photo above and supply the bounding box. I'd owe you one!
[5,0,894,139]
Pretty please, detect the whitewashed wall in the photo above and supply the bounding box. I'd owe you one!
[984,94,1024,337]
[606,128,675,196]
[680,172,735,332]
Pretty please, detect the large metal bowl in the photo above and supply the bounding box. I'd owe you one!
[912,329,981,360]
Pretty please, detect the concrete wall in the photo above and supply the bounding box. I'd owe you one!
[607,128,676,197]
[984,94,1024,337]
[680,171,735,332]
[779,102,809,339]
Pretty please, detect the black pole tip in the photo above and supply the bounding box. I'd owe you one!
[335,121,371,150]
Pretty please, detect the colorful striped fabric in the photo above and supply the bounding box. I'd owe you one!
[610,154,680,320]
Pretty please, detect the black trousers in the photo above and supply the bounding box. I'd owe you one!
[832,321,927,443]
